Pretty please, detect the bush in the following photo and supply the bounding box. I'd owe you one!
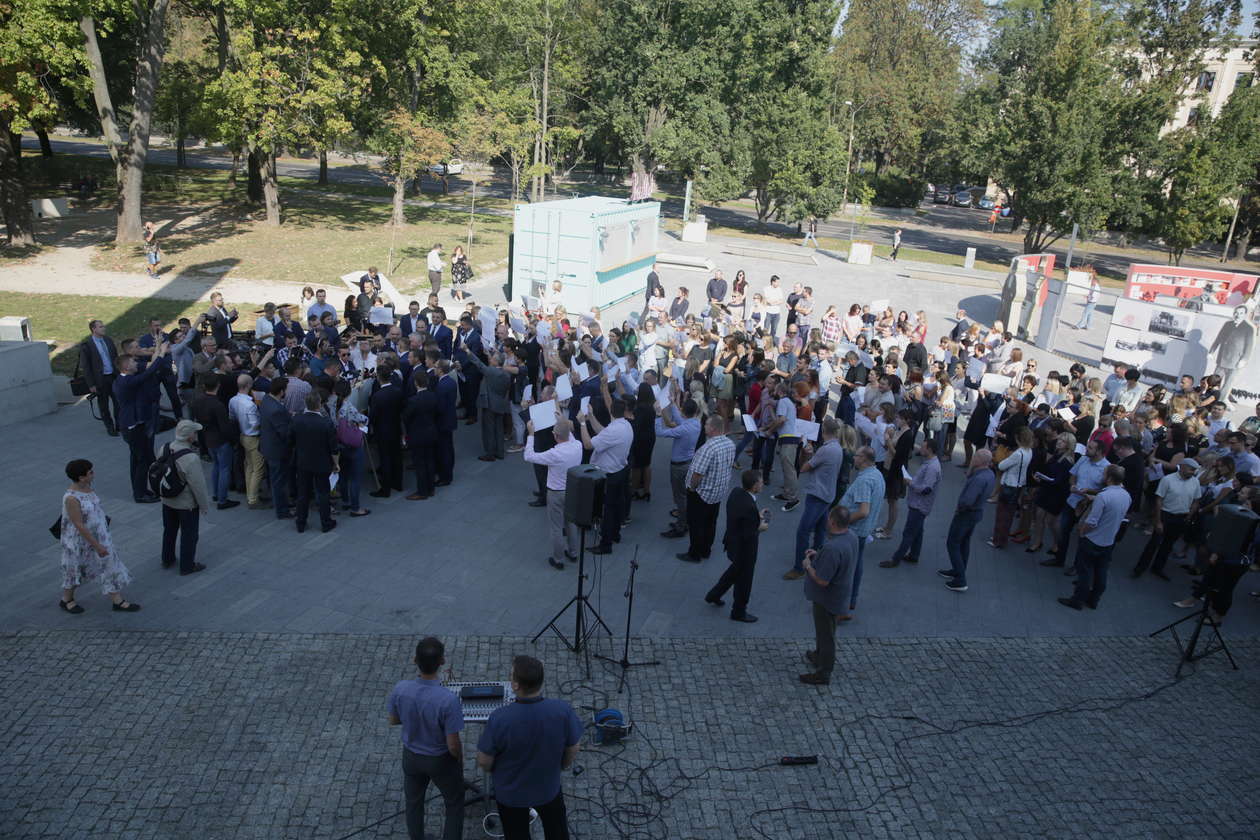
[870,168,927,208]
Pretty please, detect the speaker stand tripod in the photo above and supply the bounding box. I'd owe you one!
[533,525,612,675]
[594,545,659,693]
[1150,591,1239,679]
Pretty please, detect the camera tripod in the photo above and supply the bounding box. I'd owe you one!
[593,546,660,692]
[533,524,612,676]
[1150,590,1239,679]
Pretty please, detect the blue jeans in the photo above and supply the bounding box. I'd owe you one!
[340,445,364,510]
[734,431,757,461]
[792,495,830,572]
[946,508,984,586]
[1075,301,1096,329]
[211,442,233,502]
[1071,537,1113,606]
[757,437,777,482]
[893,507,927,562]
[765,313,780,338]
[849,535,868,610]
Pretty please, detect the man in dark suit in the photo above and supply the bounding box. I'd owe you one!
[427,310,453,359]
[402,370,440,500]
[291,390,338,533]
[704,470,769,623]
[434,360,459,485]
[79,319,120,435]
[399,300,426,338]
[204,292,239,347]
[259,377,294,519]
[369,368,406,498]
[452,315,484,422]
[191,377,240,510]
[113,344,168,502]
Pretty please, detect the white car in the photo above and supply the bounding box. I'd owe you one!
[428,158,463,176]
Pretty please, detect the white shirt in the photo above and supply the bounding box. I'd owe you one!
[351,348,377,371]
[589,417,634,472]
[524,437,583,491]
[254,316,275,345]
[1156,472,1200,515]
[427,249,443,273]
[229,393,261,436]
[998,447,1032,487]
[763,285,784,315]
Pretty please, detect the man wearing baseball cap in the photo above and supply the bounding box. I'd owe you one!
[1131,457,1201,581]
[160,419,213,576]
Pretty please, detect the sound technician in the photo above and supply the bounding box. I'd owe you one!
[477,656,582,840]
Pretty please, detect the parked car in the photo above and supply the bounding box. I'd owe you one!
[952,190,973,208]
[978,196,996,211]
[933,186,953,203]
[428,158,464,176]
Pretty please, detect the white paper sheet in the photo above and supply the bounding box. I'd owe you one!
[529,400,557,430]
[901,466,913,481]
[522,385,533,404]
[980,373,1012,394]
[743,414,758,433]
[329,473,339,491]
[555,375,573,403]
[1057,407,1076,422]
[796,419,820,441]
[579,396,591,417]
[510,317,526,334]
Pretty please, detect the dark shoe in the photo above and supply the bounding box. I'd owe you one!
[878,557,901,568]
[1057,597,1083,610]
[59,599,85,614]
[350,510,372,518]
[782,499,800,512]
[277,512,294,520]
[589,545,612,555]
[161,558,174,569]
[660,527,687,538]
[1085,601,1099,610]
[1040,558,1065,567]
[904,556,918,563]
[773,493,790,501]
[783,569,805,580]
[478,455,495,461]
[676,552,702,563]
[528,499,547,508]
[107,428,120,437]
[799,672,830,685]
[180,563,207,576]
[321,521,337,533]
[730,612,759,623]
[936,569,956,580]
[217,500,240,510]
[434,480,452,487]
[135,494,160,504]
[248,501,269,510]
[705,594,725,607]
[111,600,141,612]
[1152,570,1170,582]
[369,489,390,498]
[945,581,968,592]
[548,557,565,571]
[803,650,818,667]
[296,523,306,533]
[406,493,431,500]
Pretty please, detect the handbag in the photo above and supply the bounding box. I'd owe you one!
[50,513,110,540]
[993,444,1013,465]
[69,355,90,397]
[336,416,365,448]
[925,407,943,433]
[709,365,726,389]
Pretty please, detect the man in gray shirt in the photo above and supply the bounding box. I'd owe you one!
[939,449,994,592]
[786,418,843,579]
[800,505,857,686]
[1059,465,1131,611]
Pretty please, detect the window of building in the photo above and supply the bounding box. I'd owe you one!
[1187,106,1201,126]
[1236,72,1254,90]
[1196,71,1217,92]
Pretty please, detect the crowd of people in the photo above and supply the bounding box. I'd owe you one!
[62,265,1260,685]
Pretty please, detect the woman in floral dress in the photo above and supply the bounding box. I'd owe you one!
[59,459,140,614]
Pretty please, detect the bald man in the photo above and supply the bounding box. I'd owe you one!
[939,448,994,592]
[228,372,266,508]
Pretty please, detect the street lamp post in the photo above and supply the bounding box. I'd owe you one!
[841,100,855,233]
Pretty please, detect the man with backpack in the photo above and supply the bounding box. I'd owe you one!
[156,420,212,576]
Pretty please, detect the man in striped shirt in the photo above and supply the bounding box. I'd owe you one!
[677,416,736,563]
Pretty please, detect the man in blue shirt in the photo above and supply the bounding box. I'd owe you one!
[1059,465,1130,610]
[939,448,994,592]
[387,637,465,840]
[838,446,885,613]
[477,656,582,840]
[656,396,701,538]
[306,288,337,326]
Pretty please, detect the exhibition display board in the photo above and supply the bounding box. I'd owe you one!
[1101,264,1260,403]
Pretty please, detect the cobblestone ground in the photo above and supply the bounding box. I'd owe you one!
[3,630,1258,839]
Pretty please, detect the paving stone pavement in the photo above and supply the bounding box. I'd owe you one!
[2,630,1257,839]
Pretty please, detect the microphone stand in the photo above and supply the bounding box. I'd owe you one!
[594,545,660,692]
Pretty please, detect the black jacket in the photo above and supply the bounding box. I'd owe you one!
[369,382,405,443]
[292,410,337,474]
[403,389,439,448]
[78,335,118,389]
[721,487,761,560]
[191,393,235,449]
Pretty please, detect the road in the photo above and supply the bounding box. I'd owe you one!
[26,135,1251,280]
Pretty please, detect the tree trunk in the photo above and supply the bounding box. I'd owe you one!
[247,150,263,203]
[214,4,229,72]
[318,149,328,185]
[260,152,281,225]
[80,17,124,165]
[176,132,186,168]
[0,118,36,246]
[1237,226,1253,262]
[36,128,53,157]
[754,185,772,223]
[8,133,21,171]
[392,171,406,227]
[229,149,239,188]
[467,180,476,253]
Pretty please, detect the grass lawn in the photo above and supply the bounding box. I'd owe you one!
[0,291,262,377]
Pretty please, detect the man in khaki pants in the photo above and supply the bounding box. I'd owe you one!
[228,373,267,509]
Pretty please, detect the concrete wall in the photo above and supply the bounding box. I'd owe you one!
[0,341,56,427]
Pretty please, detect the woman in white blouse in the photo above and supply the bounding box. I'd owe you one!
[989,426,1034,548]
